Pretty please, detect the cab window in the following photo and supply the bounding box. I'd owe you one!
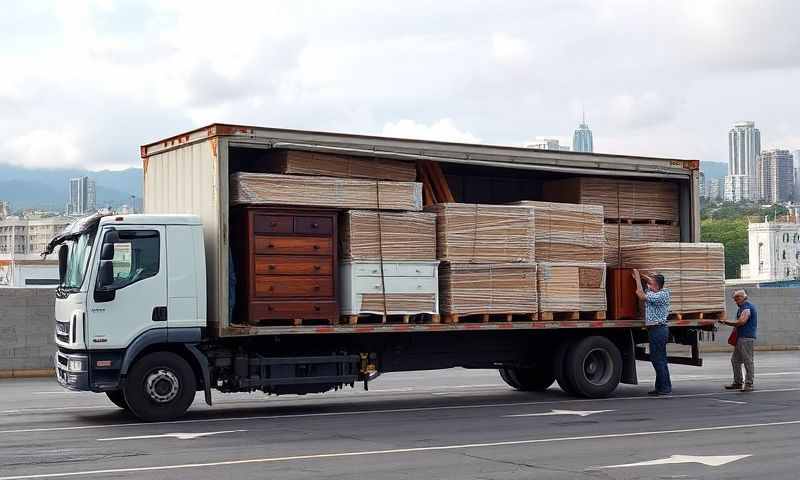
[105,230,160,290]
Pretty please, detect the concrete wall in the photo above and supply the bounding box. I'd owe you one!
[0,288,56,377]
[703,286,800,350]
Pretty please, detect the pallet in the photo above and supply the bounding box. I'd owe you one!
[668,310,724,321]
[537,310,607,321]
[442,312,538,324]
[247,318,336,327]
[343,313,441,325]
[604,218,678,226]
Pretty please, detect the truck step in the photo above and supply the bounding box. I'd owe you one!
[342,313,441,325]
[537,310,607,321]
[668,310,724,321]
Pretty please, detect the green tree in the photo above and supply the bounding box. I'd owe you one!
[701,218,748,279]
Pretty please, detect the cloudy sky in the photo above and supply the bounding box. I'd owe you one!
[1,0,798,170]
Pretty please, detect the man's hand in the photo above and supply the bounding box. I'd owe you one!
[631,269,639,281]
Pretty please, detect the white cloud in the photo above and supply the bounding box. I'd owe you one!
[608,92,681,130]
[2,130,82,169]
[492,32,528,64]
[381,119,481,144]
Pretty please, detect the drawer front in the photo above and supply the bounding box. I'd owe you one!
[349,262,437,278]
[250,301,337,319]
[349,275,438,295]
[255,255,332,275]
[253,214,293,234]
[254,236,333,256]
[254,275,334,298]
[294,216,333,235]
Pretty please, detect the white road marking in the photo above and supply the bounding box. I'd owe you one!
[2,387,798,435]
[505,409,614,418]
[716,399,747,405]
[596,454,751,469]
[97,430,246,441]
[0,421,793,480]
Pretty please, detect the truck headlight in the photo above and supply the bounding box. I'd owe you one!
[67,358,85,372]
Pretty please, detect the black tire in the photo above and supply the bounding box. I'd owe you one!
[564,336,622,398]
[500,367,555,392]
[105,390,128,410]
[499,368,523,389]
[123,352,196,422]
[554,341,578,395]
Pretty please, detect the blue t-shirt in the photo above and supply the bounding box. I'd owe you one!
[736,301,757,339]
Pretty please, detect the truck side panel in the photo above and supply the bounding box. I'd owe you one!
[144,140,222,333]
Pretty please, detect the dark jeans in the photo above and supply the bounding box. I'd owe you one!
[648,324,672,393]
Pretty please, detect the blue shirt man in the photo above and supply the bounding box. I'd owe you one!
[721,290,757,391]
[633,269,672,395]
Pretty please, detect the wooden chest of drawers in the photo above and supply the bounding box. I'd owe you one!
[339,260,440,316]
[234,208,338,325]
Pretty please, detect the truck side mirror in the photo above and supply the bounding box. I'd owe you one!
[100,243,115,261]
[94,260,116,302]
[58,245,68,284]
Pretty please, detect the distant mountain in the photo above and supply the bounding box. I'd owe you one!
[700,161,727,181]
[0,165,142,212]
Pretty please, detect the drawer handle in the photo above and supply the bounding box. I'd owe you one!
[270,221,278,227]
[313,245,320,250]
[267,243,275,249]
[313,286,320,291]
[314,305,321,311]
[268,286,274,291]
[313,265,321,271]
[311,223,319,228]
[372,269,378,274]
[268,265,276,270]
[267,305,273,311]
[374,284,381,289]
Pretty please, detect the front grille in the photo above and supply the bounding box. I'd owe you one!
[56,352,68,367]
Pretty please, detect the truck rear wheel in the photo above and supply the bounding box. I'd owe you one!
[105,390,128,410]
[564,336,622,398]
[499,367,554,391]
[554,342,578,395]
[123,352,196,422]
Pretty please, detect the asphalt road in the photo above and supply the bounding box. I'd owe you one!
[0,351,798,480]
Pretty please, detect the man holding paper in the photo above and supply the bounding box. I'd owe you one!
[632,269,672,396]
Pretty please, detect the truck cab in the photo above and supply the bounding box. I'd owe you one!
[51,214,208,418]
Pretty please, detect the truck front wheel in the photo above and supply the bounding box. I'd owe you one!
[105,391,128,410]
[498,367,555,391]
[564,336,622,398]
[123,352,197,422]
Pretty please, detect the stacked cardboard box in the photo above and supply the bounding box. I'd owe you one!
[604,223,681,267]
[230,172,422,211]
[429,203,537,316]
[542,177,679,223]
[620,242,725,313]
[265,150,417,182]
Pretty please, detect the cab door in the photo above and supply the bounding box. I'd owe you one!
[86,226,167,349]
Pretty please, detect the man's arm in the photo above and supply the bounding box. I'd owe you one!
[632,269,646,301]
[722,308,750,327]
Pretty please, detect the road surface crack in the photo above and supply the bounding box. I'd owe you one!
[459,451,609,478]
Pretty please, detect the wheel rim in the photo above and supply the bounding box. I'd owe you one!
[144,369,180,403]
[581,348,613,386]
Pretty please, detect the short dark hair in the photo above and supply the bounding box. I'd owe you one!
[654,274,665,289]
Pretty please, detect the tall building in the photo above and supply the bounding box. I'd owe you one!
[698,172,706,199]
[572,113,593,153]
[526,138,569,151]
[0,201,8,220]
[724,121,761,202]
[793,150,800,201]
[68,176,96,216]
[709,178,722,201]
[757,149,794,204]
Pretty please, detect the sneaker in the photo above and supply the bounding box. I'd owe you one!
[724,384,743,390]
[741,385,754,392]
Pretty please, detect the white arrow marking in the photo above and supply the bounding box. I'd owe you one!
[597,454,751,469]
[97,430,246,441]
[505,409,614,417]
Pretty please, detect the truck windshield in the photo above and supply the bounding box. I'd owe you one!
[62,231,96,290]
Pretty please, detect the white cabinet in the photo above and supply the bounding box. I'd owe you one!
[340,260,440,315]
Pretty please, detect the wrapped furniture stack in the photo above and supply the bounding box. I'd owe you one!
[513,201,607,320]
[229,150,423,326]
[542,177,680,267]
[620,242,726,317]
[427,203,538,322]
[339,210,439,322]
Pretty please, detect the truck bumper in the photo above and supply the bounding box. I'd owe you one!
[55,350,90,391]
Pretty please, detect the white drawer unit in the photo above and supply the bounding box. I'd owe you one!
[340,260,440,315]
